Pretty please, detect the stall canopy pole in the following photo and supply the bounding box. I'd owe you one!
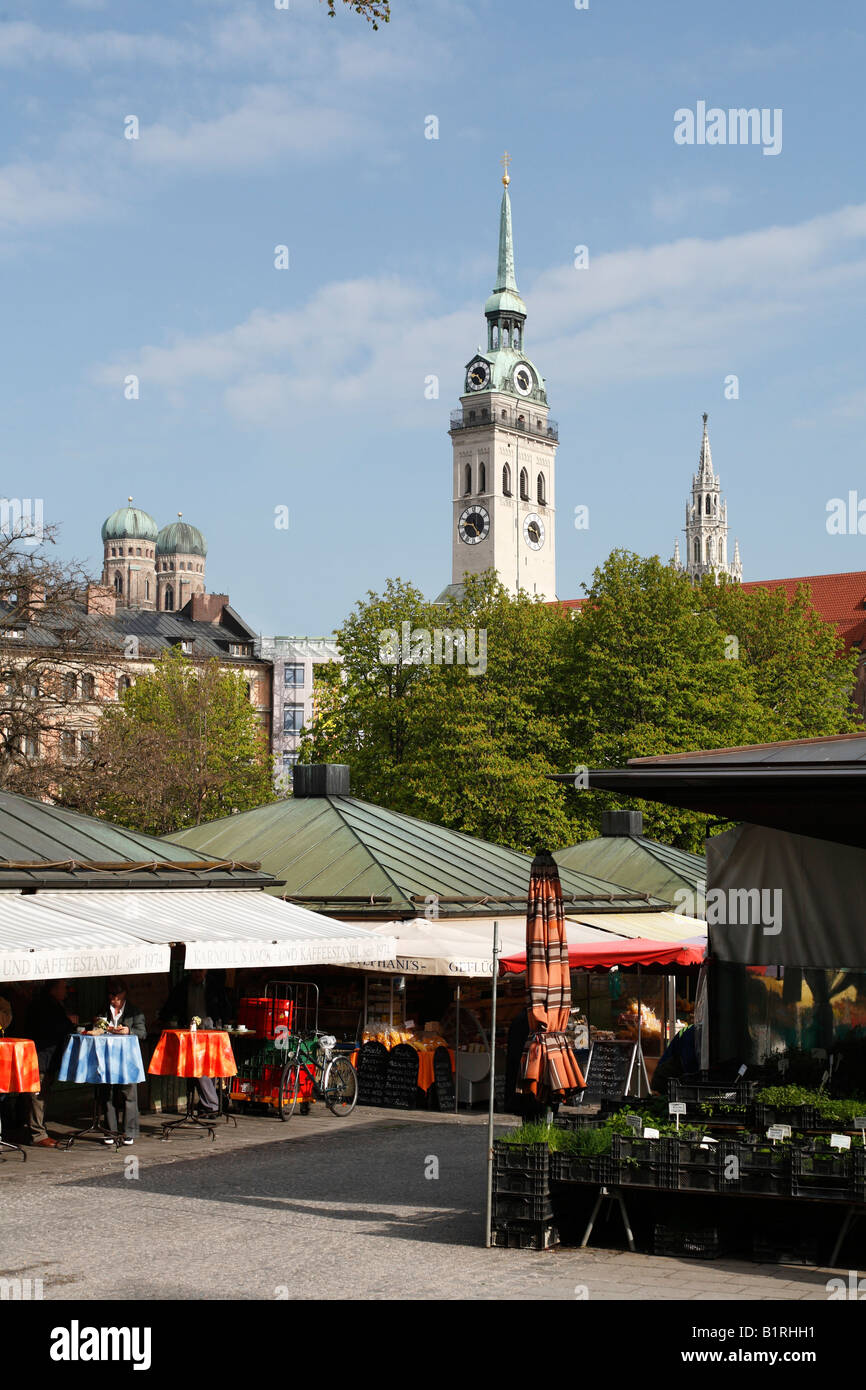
[484,921,501,1249]
[454,982,460,1115]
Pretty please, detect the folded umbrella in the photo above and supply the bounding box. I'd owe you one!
[517,850,585,1105]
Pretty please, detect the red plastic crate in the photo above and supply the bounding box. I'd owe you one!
[238,997,293,1039]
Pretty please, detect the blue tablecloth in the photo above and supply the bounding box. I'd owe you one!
[57,1034,146,1085]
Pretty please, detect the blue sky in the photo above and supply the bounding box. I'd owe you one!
[2,0,866,635]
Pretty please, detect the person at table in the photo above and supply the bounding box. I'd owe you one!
[157,969,227,1116]
[22,980,78,1148]
[94,978,146,1146]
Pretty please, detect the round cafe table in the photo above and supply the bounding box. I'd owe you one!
[148,1030,237,1140]
[57,1033,146,1150]
[0,1037,40,1161]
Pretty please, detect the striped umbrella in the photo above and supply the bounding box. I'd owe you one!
[517,850,586,1105]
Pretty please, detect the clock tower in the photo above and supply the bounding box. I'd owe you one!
[442,159,558,602]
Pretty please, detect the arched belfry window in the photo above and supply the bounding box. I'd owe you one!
[502,463,512,496]
[693,538,701,564]
[479,461,486,493]
[164,585,174,612]
[705,494,711,514]
[537,473,546,505]
[707,537,715,563]
[464,463,472,496]
[519,468,529,501]
[114,572,123,596]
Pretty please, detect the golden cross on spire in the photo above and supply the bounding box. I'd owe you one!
[501,150,511,187]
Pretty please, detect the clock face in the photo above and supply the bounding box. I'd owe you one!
[523,513,545,550]
[458,504,490,545]
[467,359,491,391]
[513,363,534,396]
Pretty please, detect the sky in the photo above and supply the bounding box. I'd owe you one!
[2,0,866,636]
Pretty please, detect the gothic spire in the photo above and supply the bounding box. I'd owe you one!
[495,179,518,294]
[698,412,714,482]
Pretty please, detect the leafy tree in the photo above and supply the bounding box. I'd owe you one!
[56,649,275,836]
[302,574,579,852]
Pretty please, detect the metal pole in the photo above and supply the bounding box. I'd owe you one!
[454,982,460,1115]
[484,921,501,1249]
[636,965,643,1098]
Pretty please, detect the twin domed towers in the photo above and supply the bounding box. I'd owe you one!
[100,499,208,612]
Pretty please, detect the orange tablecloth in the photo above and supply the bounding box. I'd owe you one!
[351,1043,455,1092]
[0,1037,40,1093]
[148,1030,237,1079]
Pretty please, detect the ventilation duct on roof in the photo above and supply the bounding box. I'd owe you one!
[292,764,350,798]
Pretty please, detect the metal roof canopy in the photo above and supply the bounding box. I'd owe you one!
[0,789,275,889]
[168,793,671,917]
[549,735,866,850]
[0,890,396,982]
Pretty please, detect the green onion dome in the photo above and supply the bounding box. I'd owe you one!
[156,516,208,558]
[101,500,159,544]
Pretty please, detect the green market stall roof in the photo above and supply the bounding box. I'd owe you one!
[0,789,276,889]
[554,811,705,903]
[165,769,673,920]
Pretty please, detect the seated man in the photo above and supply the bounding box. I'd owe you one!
[96,978,146,1146]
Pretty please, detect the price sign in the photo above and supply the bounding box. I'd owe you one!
[854,1117,866,1130]
[624,1114,643,1133]
[830,1133,851,1150]
[668,1102,687,1115]
[737,1064,747,1077]
[777,1124,792,1139]
[643,1127,660,1139]
[767,1125,786,1142]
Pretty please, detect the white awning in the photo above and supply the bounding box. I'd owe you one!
[343,915,632,978]
[0,890,395,981]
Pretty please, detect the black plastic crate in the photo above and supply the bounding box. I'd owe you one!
[670,1163,720,1193]
[493,1163,550,1196]
[856,1148,866,1201]
[493,1140,550,1172]
[554,1112,607,1132]
[492,1192,555,1223]
[491,1221,559,1251]
[549,1152,612,1185]
[753,1102,819,1132]
[721,1140,792,1196]
[654,1223,720,1260]
[792,1149,854,1201]
[752,1232,820,1266]
[612,1135,662,1188]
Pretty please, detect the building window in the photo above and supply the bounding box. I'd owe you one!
[80,673,95,699]
[537,473,546,505]
[117,676,132,698]
[283,705,304,734]
[114,572,123,596]
[165,586,174,611]
[479,461,486,492]
[519,468,529,501]
[282,751,300,782]
[180,640,193,654]
[62,673,78,701]
[60,730,77,761]
[464,463,472,496]
[284,664,305,687]
[229,643,251,657]
[145,579,150,600]
[136,547,141,556]
[694,538,701,564]
[23,734,39,760]
[502,464,512,496]
[79,732,94,759]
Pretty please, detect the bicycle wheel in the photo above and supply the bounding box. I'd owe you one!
[323,1055,358,1116]
[277,1061,302,1121]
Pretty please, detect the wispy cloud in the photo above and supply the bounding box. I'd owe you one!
[0,160,105,228]
[650,183,732,224]
[91,202,866,424]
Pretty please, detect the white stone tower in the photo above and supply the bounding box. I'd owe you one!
[440,158,558,602]
[672,414,742,583]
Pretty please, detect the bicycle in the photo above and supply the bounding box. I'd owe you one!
[277,1030,358,1121]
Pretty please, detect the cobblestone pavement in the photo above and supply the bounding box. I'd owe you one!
[0,1109,844,1301]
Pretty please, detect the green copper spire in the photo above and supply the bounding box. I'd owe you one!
[485,155,527,319]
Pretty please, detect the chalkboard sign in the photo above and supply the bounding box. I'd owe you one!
[383,1044,420,1110]
[580,1040,638,1103]
[356,1041,389,1107]
[432,1046,455,1113]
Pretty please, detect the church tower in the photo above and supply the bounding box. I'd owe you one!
[441,159,558,601]
[672,414,742,584]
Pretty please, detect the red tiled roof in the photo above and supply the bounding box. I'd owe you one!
[742,570,866,649]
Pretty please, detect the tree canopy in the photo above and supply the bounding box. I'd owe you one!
[302,553,862,854]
